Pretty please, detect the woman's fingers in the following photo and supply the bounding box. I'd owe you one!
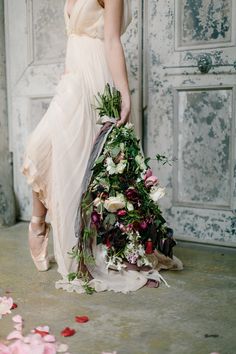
[116,106,130,127]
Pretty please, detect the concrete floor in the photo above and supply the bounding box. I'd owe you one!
[0,222,235,354]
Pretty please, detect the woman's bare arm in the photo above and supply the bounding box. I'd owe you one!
[103,0,131,127]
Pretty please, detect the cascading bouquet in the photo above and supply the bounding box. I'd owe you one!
[68,84,178,291]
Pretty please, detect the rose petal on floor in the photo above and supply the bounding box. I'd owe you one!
[6,330,23,340]
[60,327,76,337]
[0,297,13,318]
[57,343,69,352]
[12,314,23,323]
[75,316,89,323]
[43,334,56,343]
[11,303,18,310]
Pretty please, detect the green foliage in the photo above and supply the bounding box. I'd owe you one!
[67,84,173,293]
[95,83,121,118]
[67,272,78,282]
[155,154,172,166]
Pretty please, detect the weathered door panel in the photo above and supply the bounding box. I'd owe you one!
[144,0,236,245]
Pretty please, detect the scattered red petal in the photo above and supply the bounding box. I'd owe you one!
[75,316,89,323]
[11,303,18,310]
[60,327,76,337]
[34,329,50,337]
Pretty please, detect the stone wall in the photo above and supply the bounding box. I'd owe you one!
[0,0,15,225]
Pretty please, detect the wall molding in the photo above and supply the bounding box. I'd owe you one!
[175,0,236,51]
[172,84,235,211]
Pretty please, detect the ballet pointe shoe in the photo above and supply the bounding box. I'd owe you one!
[28,216,50,271]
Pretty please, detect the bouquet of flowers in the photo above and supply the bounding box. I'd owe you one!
[68,84,177,288]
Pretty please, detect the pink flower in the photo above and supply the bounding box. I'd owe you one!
[144,168,153,180]
[117,209,127,217]
[139,221,148,230]
[144,175,159,188]
[119,223,126,233]
[91,211,101,226]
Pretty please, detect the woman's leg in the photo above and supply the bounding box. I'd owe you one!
[29,191,50,271]
[31,191,47,232]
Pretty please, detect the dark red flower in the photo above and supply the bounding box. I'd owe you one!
[145,239,153,254]
[34,329,49,337]
[117,209,127,217]
[11,303,18,310]
[125,188,139,202]
[60,327,76,337]
[139,221,148,230]
[101,191,109,199]
[91,211,101,225]
[75,316,89,323]
[106,238,111,249]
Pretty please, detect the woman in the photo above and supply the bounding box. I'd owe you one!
[22,0,182,293]
[22,0,132,279]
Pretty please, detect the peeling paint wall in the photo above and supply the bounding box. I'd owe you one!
[0,0,15,225]
[145,0,236,245]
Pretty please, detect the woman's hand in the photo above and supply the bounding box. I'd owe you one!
[116,93,131,127]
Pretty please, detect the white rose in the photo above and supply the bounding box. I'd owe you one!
[135,155,146,170]
[93,197,102,208]
[104,196,126,213]
[120,142,125,151]
[116,160,127,174]
[106,157,116,175]
[125,122,133,129]
[150,186,166,203]
[126,202,134,211]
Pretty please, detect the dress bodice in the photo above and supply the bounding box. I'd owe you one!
[64,0,132,38]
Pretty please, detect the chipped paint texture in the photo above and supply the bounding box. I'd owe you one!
[146,0,236,245]
[181,0,231,44]
[176,88,232,207]
[0,0,15,225]
[122,0,141,136]
[33,0,66,62]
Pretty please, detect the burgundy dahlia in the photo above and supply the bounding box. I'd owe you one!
[125,188,139,202]
[139,220,148,230]
[91,210,101,225]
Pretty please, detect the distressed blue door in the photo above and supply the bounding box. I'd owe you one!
[143,0,236,246]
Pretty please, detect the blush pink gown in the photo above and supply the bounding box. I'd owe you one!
[22,1,178,293]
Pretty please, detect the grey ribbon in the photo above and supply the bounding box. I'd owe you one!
[74,122,115,238]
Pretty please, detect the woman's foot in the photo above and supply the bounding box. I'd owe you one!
[28,215,50,271]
